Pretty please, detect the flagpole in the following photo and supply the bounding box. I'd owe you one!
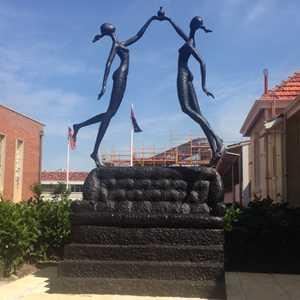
[130,104,134,167]
[66,132,70,190]
[130,128,134,167]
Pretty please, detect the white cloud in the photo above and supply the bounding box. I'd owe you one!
[244,0,268,25]
[0,70,83,117]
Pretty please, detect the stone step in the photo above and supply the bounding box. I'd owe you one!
[70,211,224,228]
[64,243,224,262]
[71,225,224,246]
[51,277,226,298]
[59,259,224,281]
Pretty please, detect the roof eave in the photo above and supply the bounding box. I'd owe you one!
[240,100,269,137]
[0,104,45,127]
[240,99,294,136]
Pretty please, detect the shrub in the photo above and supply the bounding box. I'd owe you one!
[224,204,241,232]
[225,197,300,273]
[0,197,71,277]
[0,201,39,277]
[33,197,71,260]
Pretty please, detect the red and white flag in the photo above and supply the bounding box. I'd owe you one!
[68,127,76,150]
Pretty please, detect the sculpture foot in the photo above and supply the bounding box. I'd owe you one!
[90,152,103,168]
[208,156,218,167]
[208,146,226,167]
[217,143,225,158]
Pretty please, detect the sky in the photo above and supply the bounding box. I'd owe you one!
[0,0,299,171]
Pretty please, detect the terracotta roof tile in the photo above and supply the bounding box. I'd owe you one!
[41,171,88,182]
[260,72,300,101]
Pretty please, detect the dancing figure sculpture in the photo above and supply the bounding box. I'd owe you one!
[71,15,161,167]
[161,13,224,165]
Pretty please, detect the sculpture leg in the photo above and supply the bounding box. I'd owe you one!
[179,80,223,164]
[187,88,217,154]
[89,76,125,167]
[188,82,224,154]
[72,113,106,143]
[178,78,216,153]
[90,112,114,167]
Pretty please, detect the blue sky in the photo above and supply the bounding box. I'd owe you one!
[0,0,299,171]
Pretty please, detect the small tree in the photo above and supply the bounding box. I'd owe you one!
[30,183,44,202]
[52,182,70,200]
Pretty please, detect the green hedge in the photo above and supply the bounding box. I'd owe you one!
[0,197,71,277]
[225,198,300,273]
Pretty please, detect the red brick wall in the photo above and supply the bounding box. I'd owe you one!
[0,105,44,202]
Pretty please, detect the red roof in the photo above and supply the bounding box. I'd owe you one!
[41,171,88,182]
[260,72,300,101]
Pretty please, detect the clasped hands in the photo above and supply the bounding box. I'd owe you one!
[152,7,169,21]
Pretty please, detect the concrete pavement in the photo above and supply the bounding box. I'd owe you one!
[1,267,300,300]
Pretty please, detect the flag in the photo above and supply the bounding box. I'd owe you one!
[68,127,76,150]
[130,106,142,133]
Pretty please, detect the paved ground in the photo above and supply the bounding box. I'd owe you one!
[1,267,300,300]
[226,272,300,300]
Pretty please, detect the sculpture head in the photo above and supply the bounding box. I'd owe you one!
[93,23,116,43]
[190,16,211,33]
[190,16,204,31]
[100,23,116,35]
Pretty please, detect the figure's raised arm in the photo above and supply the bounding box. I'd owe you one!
[98,45,116,100]
[123,16,157,47]
[164,17,189,42]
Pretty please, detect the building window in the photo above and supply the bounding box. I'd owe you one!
[70,184,83,193]
[14,139,24,202]
[0,134,5,197]
[41,184,56,193]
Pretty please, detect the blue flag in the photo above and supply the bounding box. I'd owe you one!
[130,106,142,133]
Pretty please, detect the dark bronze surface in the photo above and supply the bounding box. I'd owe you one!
[71,8,224,167]
[159,13,224,165]
[80,166,223,217]
[71,14,164,167]
[61,11,225,295]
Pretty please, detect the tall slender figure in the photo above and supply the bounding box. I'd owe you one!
[71,16,160,167]
[161,13,224,165]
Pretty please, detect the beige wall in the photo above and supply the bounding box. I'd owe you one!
[242,144,251,206]
[266,130,283,201]
[249,111,284,201]
[250,113,267,198]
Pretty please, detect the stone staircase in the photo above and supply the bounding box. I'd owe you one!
[58,223,225,298]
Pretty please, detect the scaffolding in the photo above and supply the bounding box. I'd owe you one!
[102,137,212,167]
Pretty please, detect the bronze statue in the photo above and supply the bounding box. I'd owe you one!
[160,12,224,165]
[71,8,223,167]
[71,15,162,167]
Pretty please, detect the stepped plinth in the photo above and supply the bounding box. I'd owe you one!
[58,166,225,298]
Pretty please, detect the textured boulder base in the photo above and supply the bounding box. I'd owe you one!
[59,167,225,298]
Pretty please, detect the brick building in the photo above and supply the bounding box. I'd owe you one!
[0,105,44,202]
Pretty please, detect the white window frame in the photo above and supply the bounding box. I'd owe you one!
[13,138,24,202]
